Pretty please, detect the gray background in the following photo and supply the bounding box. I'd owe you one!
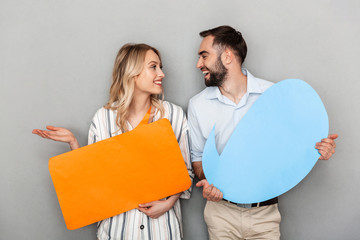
[1,0,359,239]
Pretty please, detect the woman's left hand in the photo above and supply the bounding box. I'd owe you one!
[137,193,181,219]
[137,200,172,219]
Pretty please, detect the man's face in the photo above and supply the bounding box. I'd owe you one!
[196,36,228,87]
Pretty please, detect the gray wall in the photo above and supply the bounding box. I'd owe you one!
[1,0,359,239]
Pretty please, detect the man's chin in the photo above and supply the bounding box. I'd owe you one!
[205,78,222,87]
[205,82,217,87]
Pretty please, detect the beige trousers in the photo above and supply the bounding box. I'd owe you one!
[204,200,281,240]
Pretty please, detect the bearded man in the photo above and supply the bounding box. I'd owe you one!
[187,25,337,240]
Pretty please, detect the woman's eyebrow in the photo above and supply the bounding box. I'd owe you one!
[148,60,159,65]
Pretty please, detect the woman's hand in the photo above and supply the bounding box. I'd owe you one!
[137,193,181,219]
[32,126,80,150]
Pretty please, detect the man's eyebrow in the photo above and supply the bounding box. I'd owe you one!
[198,50,209,56]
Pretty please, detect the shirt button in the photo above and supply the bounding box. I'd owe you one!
[140,225,144,230]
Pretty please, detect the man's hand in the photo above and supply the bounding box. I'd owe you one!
[196,179,223,202]
[316,134,338,160]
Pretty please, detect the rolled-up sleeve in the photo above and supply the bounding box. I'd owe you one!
[178,113,194,199]
[187,99,206,163]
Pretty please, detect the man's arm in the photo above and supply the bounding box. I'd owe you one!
[188,100,223,202]
[192,161,205,180]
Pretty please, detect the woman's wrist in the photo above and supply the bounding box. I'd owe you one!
[69,136,80,150]
[166,193,181,208]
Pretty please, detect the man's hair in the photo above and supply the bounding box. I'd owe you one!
[199,25,247,64]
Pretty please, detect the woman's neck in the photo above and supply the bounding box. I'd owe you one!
[127,94,151,128]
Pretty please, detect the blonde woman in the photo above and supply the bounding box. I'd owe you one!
[33,43,194,240]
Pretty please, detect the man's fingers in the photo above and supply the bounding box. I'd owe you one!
[208,185,218,200]
[320,138,336,148]
[196,180,223,201]
[203,185,223,202]
[316,145,334,154]
[196,180,204,187]
[328,134,338,140]
[211,189,223,202]
[196,179,209,188]
[203,184,213,198]
[317,148,333,160]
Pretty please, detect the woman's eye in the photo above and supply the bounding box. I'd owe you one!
[151,65,156,69]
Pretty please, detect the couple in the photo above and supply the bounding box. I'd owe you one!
[33,25,337,240]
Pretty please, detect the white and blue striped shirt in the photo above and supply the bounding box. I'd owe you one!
[88,101,194,240]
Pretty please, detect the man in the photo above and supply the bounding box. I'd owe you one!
[187,25,337,239]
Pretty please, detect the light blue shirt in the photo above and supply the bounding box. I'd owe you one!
[188,69,273,162]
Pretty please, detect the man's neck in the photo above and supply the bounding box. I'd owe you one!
[218,68,247,105]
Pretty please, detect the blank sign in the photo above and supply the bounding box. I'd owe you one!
[203,79,329,203]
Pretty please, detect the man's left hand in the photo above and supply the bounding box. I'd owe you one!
[316,134,338,160]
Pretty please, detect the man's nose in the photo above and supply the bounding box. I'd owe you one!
[196,58,203,69]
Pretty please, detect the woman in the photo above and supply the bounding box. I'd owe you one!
[33,43,194,240]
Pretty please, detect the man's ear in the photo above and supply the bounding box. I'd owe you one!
[222,48,233,65]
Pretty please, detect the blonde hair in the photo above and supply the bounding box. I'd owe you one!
[104,43,165,132]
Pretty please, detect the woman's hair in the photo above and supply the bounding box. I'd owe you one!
[104,43,165,132]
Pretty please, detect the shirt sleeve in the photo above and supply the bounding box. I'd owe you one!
[178,112,194,199]
[187,99,205,163]
[88,113,100,145]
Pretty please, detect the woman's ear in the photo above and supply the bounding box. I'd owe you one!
[133,75,139,83]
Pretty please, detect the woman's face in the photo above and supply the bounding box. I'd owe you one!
[134,50,164,96]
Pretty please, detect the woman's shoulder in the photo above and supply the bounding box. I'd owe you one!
[92,106,107,117]
[161,101,187,128]
[91,106,116,122]
[162,100,185,115]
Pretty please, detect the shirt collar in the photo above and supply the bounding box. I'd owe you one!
[206,69,264,101]
[245,69,264,94]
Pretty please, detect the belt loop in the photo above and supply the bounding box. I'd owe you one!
[256,202,260,207]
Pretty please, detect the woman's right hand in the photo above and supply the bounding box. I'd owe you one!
[32,126,80,150]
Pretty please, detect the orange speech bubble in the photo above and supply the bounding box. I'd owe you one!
[49,118,192,230]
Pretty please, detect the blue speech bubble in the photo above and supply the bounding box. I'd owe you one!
[202,79,329,203]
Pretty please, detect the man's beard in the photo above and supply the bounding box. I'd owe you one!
[205,55,228,87]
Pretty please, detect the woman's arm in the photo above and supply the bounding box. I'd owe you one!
[137,193,181,219]
[32,126,80,150]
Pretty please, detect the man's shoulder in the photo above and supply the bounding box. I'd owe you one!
[252,75,274,93]
[189,87,214,107]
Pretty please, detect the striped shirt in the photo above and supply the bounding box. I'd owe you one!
[88,101,194,240]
